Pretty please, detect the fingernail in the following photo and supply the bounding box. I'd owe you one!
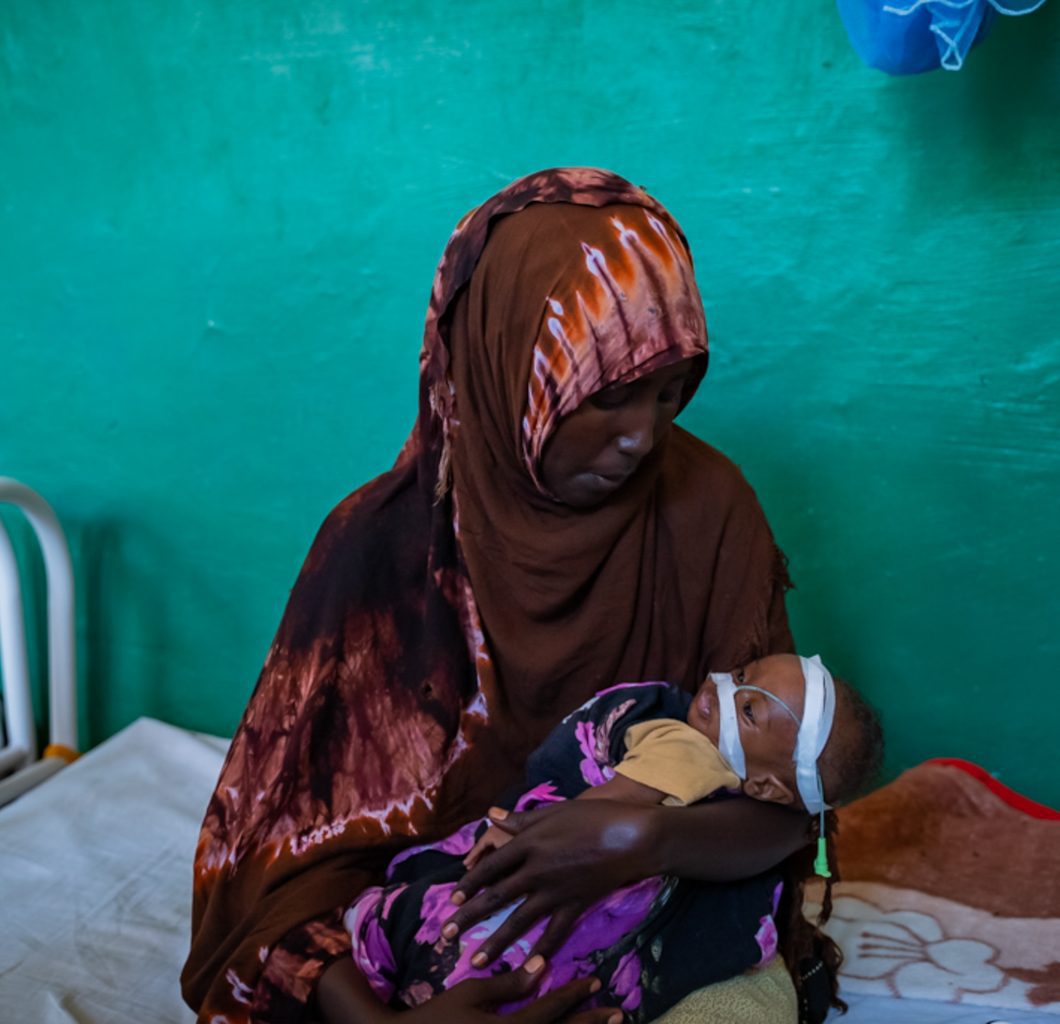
[523,954,545,975]
[471,951,488,968]
[489,806,509,821]
[607,1013,622,1024]
[589,978,602,994]
[442,922,458,939]
[450,891,466,906]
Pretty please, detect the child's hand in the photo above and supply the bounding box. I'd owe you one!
[463,823,513,869]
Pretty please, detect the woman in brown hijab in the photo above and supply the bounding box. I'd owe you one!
[182,168,811,1024]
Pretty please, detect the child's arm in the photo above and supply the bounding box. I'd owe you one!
[574,772,667,804]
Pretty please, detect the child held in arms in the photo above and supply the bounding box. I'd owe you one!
[345,654,883,1022]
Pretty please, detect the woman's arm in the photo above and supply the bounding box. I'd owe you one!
[315,958,394,1024]
[463,774,666,869]
[444,797,808,966]
[315,954,620,1024]
[651,798,808,881]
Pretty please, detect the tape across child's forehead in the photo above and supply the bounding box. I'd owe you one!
[708,655,836,815]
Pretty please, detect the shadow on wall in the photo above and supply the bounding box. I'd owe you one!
[67,517,255,745]
[73,519,141,746]
[891,2,1060,197]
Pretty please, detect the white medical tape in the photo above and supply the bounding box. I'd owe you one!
[710,672,747,779]
[794,655,836,815]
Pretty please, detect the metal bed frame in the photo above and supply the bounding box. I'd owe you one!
[0,477,79,806]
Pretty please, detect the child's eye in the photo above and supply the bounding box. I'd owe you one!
[742,700,755,724]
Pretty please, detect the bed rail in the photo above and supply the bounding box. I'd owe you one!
[0,478,78,807]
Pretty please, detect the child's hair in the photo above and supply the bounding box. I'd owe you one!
[818,676,885,807]
[779,677,884,1021]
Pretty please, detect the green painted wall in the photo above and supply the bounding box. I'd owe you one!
[2,4,1058,802]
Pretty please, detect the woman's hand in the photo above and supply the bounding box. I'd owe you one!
[315,954,621,1024]
[444,797,810,967]
[443,800,658,967]
[410,963,622,1024]
[463,822,515,870]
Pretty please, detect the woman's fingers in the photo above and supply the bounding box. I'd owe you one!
[566,1012,623,1024]
[444,877,530,941]
[465,893,555,966]
[508,974,615,1024]
[529,903,586,961]
[451,838,526,910]
[462,833,493,870]
[484,802,563,837]
[463,824,513,869]
[454,954,551,1008]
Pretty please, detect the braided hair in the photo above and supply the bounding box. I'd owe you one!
[778,677,884,1021]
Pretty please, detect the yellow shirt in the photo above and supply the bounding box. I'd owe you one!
[614,718,740,806]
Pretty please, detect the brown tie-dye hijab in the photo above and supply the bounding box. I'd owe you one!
[182,168,793,1023]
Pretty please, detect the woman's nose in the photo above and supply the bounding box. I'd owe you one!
[615,403,658,460]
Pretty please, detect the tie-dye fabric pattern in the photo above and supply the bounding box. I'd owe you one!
[521,207,707,486]
[181,168,793,1024]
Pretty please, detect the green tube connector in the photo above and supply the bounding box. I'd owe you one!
[814,836,831,878]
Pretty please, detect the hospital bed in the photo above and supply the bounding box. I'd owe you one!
[1,479,1053,1023]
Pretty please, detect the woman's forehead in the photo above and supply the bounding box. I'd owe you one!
[521,204,708,471]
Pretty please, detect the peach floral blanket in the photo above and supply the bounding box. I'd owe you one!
[805,759,1060,1015]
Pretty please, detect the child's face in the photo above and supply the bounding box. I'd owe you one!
[687,654,807,804]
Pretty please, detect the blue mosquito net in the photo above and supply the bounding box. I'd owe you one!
[837,0,1048,74]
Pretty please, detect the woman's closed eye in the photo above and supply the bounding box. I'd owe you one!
[589,383,634,410]
[658,380,686,405]
[588,373,688,411]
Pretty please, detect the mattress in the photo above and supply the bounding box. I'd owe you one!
[0,718,226,1024]
[838,993,1044,1022]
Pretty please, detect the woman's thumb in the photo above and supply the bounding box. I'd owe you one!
[487,803,553,834]
[487,806,518,833]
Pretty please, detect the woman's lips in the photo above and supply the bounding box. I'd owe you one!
[592,464,636,486]
[583,469,631,493]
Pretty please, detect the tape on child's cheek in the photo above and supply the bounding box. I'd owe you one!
[710,673,747,779]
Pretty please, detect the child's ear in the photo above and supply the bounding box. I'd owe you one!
[743,772,796,806]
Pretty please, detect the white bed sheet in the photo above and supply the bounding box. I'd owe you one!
[0,719,1044,1024]
[836,992,1045,1023]
[0,717,226,1024]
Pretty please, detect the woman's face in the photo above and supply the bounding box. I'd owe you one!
[540,358,697,508]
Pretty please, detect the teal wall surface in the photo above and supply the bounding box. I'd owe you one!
[2,4,1058,802]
